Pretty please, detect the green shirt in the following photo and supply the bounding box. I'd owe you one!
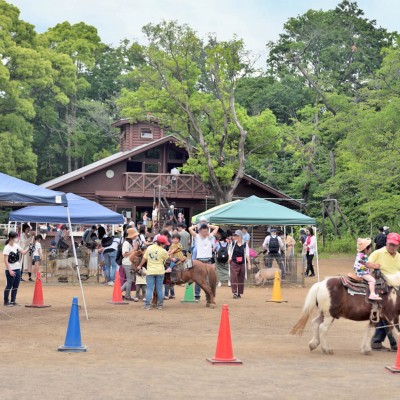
[368,247,400,275]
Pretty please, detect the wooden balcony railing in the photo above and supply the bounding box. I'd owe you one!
[123,173,210,199]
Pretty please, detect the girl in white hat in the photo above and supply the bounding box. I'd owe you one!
[354,238,382,300]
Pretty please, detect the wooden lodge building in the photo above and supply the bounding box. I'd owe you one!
[43,119,302,224]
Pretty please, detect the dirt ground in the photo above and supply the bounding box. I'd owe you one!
[1,256,399,400]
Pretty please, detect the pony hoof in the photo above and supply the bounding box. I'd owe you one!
[322,348,334,355]
[206,303,210,308]
[209,304,215,309]
[309,342,318,351]
[361,349,371,355]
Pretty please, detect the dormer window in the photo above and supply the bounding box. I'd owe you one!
[140,128,153,139]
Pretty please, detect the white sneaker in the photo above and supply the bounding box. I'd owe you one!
[107,281,114,286]
[228,280,231,287]
[218,281,222,287]
[369,293,382,301]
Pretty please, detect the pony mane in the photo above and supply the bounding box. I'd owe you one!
[384,272,400,288]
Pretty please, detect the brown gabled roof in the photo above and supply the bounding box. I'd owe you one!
[42,134,301,207]
[42,135,180,189]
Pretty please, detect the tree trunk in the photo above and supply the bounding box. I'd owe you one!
[329,149,336,177]
[66,106,72,173]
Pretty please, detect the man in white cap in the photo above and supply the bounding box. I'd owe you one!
[262,228,285,278]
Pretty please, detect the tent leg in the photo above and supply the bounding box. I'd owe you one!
[314,226,320,282]
[66,206,89,320]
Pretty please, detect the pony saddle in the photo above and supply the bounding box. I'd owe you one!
[170,262,187,283]
[341,273,388,296]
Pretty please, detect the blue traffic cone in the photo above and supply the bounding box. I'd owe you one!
[58,297,88,352]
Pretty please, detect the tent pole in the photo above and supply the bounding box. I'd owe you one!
[284,225,287,273]
[314,225,320,282]
[66,206,89,320]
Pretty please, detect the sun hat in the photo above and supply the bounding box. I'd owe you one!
[357,238,372,252]
[387,232,400,245]
[233,230,243,237]
[156,235,170,246]
[126,228,139,239]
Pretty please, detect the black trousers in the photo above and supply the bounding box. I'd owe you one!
[305,252,315,276]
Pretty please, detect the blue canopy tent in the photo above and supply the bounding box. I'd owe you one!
[10,193,124,225]
[0,173,88,319]
[0,172,67,206]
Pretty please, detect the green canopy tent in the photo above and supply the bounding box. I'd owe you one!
[192,195,319,281]
[192,195,316,225]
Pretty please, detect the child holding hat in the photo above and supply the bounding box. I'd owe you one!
[354,238,382,300]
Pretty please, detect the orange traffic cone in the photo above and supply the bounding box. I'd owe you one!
[386,345,400,373]
[266,271,287,303]
[25,272,51,308]
[207,304,242,365]
[108,270,129,305]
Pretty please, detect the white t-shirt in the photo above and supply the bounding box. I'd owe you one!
[33,242,42,257]
[195,234,214,259]
[3,243,22,270]
[122,240,132,265]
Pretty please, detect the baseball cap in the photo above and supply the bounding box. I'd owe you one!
[270,228,277,233]
[387,233,400,245]
[233,230,243,237]
[156,235,170,246]
[199,216,208,222]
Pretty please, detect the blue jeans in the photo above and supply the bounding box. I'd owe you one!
[104,250,117,282]
[4,269,21,304]
[145,275,164,307]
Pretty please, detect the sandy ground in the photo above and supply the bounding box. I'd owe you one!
[1,256,399,400]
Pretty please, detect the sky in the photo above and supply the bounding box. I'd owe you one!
[8,0,400,65]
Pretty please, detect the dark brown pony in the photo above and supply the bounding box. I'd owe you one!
[291,273,400,354]
[146,259,217,308]
[172,260,217,308]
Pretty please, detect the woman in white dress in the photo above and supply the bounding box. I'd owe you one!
[19,223,34,282]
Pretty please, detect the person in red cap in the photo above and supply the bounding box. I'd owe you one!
[369,232,400,351]
[138,235,170,310]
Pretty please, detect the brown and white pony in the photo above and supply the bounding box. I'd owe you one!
[291,273,400,354]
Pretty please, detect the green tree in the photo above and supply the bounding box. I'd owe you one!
[118,21,280,204]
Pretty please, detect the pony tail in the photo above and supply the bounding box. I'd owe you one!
[5,239,10,245]
[290,281,320,336]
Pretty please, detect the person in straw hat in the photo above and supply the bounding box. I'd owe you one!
[121,227,139,301]
[353,238,382,300]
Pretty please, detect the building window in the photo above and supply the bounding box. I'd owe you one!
[144,163,159,173]
[145,148,160,159]
[168,148,185,160]
[140,128,153,139]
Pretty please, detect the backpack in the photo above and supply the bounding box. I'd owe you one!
[216,242,229,263]
[375,233,386,249]
[116,239,124,265]
[101,236,114,248]
[268,236,280,254]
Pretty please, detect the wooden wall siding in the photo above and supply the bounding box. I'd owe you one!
[120,122,164,151]
[124,172,210,199]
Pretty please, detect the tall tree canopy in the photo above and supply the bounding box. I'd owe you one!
[118,21,280,204]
